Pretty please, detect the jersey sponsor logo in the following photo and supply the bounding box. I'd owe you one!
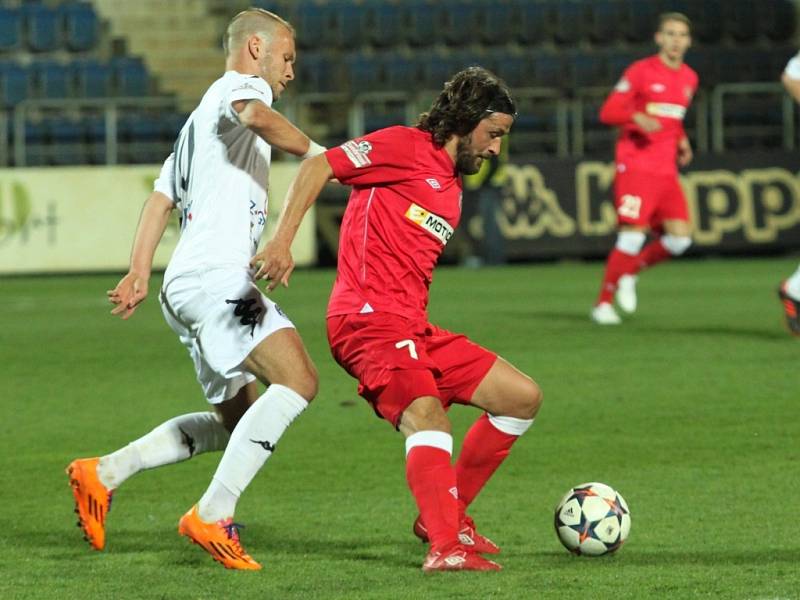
[426,178,441,189]
[404,203,454,245]
[341,139,373,168]
[614,77,631,93]
[645,102,686,120]
[650,82,666,93]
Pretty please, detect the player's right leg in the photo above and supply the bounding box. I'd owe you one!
[400,397,501,572]
[778,264,800,336]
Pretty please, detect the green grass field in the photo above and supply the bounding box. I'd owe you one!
[2,257,798,599]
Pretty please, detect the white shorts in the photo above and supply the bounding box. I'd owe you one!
[159,267,295,404]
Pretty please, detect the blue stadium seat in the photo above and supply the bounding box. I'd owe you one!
[59,2,99,52]
[620,0,659,43]
[685,0,723,44]
[344,51,381,93]
[567,51,608,91]
[553,0,585,46]
[723,0,758,42]
[21,3,60,53]
[441,0,479,47]
[0,61,31,106]
[72,59,112,97]
[513,0,548,46]
[587,0,623,45]
[365,0,402,48]
[162,112,187,143]
[31,59,70,99]
[84,114,106,164]
[48,116,86,164]
[484,48,526,89]
[0,8,22,52]
[23,118,47,165]
[525,50,564,90]
[295,51,341,94]
[328,0,367,50]
[112,57,149,96]
[291,0,335,50]
[760,0,796,42]
[477,0,513,47]
[401,0,438,47]
[382,52,422,91]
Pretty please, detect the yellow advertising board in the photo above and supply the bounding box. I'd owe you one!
[0,162,314,274]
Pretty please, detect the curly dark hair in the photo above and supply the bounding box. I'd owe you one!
[417,66,516,147]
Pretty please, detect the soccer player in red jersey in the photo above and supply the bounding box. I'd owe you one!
[591,12,698,325]
[253,67,543,571]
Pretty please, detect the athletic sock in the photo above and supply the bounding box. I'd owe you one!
[597,248,640,304]
[455,413,533,521]
[785,265,800,301]
[405,431,460,552]
[197,384,308,522]
[636,238,672,271]
[96,412,230,490]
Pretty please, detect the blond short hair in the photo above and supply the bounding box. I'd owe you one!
[223,8,294,56]
[657,12,692,33]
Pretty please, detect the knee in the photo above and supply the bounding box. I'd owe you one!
[400,396,451,434]
[615,230,646,255]
[661,234,692,256]
[517,378,543,420]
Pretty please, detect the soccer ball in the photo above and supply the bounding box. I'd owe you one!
[554,482,631,556]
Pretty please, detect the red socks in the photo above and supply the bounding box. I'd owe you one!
[597,248,640,304]
[637,239,672,270]
[455,414,529,520]
[406,434,459,552]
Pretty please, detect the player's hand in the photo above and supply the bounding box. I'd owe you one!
[107,272,149,320]
[677,137,693,167]
[632,112,661,133]
[251,239,294,292]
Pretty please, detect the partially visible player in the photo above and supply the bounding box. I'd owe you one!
[253,67,543,572]
[591,12,698,324]
[66,9,325,569]
[777,52,800,336]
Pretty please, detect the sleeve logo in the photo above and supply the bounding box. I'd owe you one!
[404,203,454,245]
[341,139,373,168]
[614,77,631,93]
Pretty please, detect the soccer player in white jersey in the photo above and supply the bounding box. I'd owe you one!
[778,52,800,336]
[66,9,326,570]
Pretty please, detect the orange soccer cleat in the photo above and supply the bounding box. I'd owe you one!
[422,544,502,572]
[413,514,501,555]
[66,457,113,551]
[178,505,262,570]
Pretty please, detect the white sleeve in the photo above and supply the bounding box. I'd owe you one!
[226,74,273,121]
[785,54,800,80]
[153,152,175,201]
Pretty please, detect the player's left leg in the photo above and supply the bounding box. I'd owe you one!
[456,358,542,529]
[636,218,692,271]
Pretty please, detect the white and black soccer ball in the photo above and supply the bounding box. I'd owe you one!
[554,482,631,556]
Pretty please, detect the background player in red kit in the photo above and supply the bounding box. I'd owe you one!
[253,67,542,571]
[592,12,698,325]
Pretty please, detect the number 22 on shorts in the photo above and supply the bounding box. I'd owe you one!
[618,194,642,219]
[395,339,418,359]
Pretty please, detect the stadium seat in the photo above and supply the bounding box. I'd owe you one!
[440,0,479,47]
[295,51,342,94]
[364,0,402,48]
[587,0,623,45]
[723,0,758,42]
[291,0,340,50]
[344,51,381,94]
[329,0,368,50]
[760,0,796,42]
[21,3,60,53]
[552,0,586,46]
[48,116,86,165]
[382,52,422,92]
[0,8,22,52]
[0,61,31,106]
[484,48,526,89]
[513,0,548,47]
[84,114,106,164]
[477,0,513,47]
[72,59,112,98]
[684,47,719,88]
[620,0,659,43]
[60,2,99,52]
[685,0,723,44]
[566,51,608,92]
[31,59,71,99]
[401,0,439,47]
[22,118,47,166]
[525,50,565,91]
[112,57,149,96]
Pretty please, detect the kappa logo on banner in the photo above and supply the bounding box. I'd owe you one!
[341,139,373,168]
[404,203,454,245]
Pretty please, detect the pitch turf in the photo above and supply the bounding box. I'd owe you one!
[2,257,798,599]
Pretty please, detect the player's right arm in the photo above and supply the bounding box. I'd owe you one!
[234,100,325,158]
[781,53,800,103]
[599,64,661,133]
[107,155,175,320]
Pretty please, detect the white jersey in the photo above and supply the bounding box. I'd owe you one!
[785,52,800,81]
[154,71,274,283]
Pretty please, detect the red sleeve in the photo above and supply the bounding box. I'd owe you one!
[325,126,417,187]
[599,64,641,126]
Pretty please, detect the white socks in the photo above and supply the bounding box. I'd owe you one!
[96,412,230,490]
[786,264,800,301]
[198,384,308,522]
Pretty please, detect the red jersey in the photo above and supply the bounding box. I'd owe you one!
[599,55,698,176]
[325,126,462,320]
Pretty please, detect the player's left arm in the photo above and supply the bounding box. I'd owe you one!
[251,153,335,290]
[233,99,325,158]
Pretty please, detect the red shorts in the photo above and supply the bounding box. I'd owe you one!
[614,169,689,228]
[327,312,498,428]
